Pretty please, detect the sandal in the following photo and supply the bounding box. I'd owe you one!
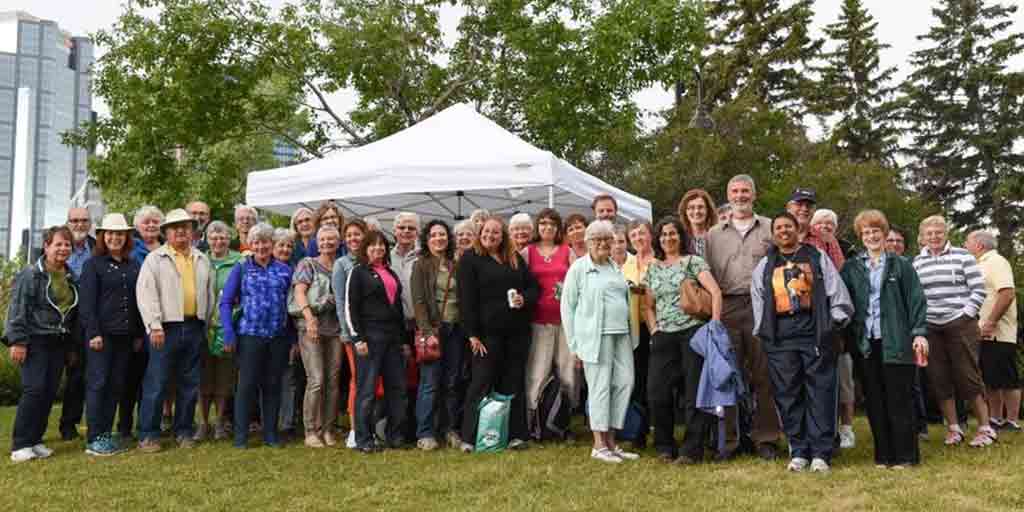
[969,426,997,448]
[943,428,964,446]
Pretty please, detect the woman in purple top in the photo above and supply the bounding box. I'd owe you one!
[219,223,294,448]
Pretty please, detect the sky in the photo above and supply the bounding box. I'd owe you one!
[7,0,1024,136]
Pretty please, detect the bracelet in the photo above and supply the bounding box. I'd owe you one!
[301,304,312,312]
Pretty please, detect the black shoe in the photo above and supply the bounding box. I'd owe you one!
[656,451,676,463]
[673,455,701,465]
[713,449,737,462]
[387,438,411,450]
[61,428,81,441]
[357,444,380,454]
[756,444,778,461]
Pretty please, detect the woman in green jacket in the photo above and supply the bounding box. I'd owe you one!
[839,210,929,469]
[196,221,243,440]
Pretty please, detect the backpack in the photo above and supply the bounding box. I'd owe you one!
[615,401,649,444]
[533,375,571,441]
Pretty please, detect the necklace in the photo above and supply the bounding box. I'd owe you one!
[538,244,557,263]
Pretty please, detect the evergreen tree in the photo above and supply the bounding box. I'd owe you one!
[901,0,1024,257]
[701,0,823,114]
[809,0,899,164]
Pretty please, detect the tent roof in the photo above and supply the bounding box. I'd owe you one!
[245,103,651,224]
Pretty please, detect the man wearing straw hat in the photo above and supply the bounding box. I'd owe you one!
[135,209,216,452]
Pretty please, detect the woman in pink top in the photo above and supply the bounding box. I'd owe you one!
[523,208,580,439]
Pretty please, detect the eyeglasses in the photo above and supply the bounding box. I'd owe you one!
[395,226,417,231]
[68,219,90,224]
[591,238,613,245]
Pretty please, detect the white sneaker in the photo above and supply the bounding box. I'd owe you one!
[787,457,809,472]
[590,447,623,464]
[31,444,54,459]
[10,447,38,463]
[612,446,640,460]
[839,425,856,449]
[345,429,357,449]
[810,458,830,473]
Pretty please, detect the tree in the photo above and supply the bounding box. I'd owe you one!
[67,0,706,212]
[809,0,899,164]
[901,0,1024,258]
[701,0,823,115]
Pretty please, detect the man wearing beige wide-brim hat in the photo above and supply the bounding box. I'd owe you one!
[135,208,215,453]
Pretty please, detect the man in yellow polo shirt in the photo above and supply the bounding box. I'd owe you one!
[136,209,215,452]
[966,230,1020,431]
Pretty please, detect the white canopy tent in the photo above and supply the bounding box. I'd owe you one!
[245,103,651,225]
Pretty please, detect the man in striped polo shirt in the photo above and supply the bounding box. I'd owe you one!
[913,215,994,447]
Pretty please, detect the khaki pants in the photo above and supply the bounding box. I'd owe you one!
[722,295,781,450]
[525,323,580,410]
[299,333,343,434]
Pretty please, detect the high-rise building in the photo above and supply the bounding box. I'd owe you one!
[0,11,95,258]
[272,137,302,167]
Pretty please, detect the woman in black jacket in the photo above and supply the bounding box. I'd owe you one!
[4,226,81,463]
[79,213,145,456]
[458,216,539,452]
[344,230,408,452]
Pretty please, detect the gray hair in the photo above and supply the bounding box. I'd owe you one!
[247,223,275,243]
[273,227,296,245]
[454,220,475,235]
[364,216,382,231]
[811,209,838,228]
[205,220,232,238]
[133,205,164,226]
[290,207,315,230]
[727,174,757,194]
[969,230,997,251]
[234,204,258,221]
[470,209,491,223]
[394,212,420,228]
[584,220,616,242]
[509,213,533,229]
[317,225,340,239]
[612,223,628,237]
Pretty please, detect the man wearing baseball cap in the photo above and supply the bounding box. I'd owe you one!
[135,209,215,452]
[786,188,817,243]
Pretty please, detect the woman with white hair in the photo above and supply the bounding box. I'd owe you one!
[453,220,476,259]
[231,205,259,253]
[561,220,638,463]
[805,208,855,448]
[509,213,534,253]
[219,223,294,448]
[131,206,164,266]
[289,207,319,265]
[291,225,343,448]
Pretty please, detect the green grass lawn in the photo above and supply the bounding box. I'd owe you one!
[0,407,1022,512]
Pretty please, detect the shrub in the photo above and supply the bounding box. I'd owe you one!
[0,254,26,405]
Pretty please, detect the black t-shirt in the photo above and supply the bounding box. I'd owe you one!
[771,251,815,340]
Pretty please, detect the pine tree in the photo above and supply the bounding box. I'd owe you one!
[902,0,1024,257]
[809,0,899,164]
[701,0,823,115]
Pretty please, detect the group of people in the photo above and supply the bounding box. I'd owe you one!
[4,174,1020,475]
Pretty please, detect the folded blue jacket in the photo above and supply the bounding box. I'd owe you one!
[689,320,747,416]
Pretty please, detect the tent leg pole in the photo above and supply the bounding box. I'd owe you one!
[548,185,554,208]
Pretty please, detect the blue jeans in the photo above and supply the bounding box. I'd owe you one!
[354,334,407,448]
[138,320,204,442]
[12,337,65,451]
[86,334,132,442]
[415,322,467,439]
[234,335,290,447]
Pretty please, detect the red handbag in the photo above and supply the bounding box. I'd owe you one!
[415,262,453,364]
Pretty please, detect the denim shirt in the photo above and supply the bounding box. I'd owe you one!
[219,257,293,345]
[67,239,93,279]
[862,252,886,339]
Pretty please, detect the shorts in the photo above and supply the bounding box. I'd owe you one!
[980,341,1020,390]
[924,316,984,401]
[838,353,855,405]
[200,349,236,398]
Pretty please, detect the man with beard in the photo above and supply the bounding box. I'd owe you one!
[58,207,94,440]
[186,201,211,252]
[704,175,783,460]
